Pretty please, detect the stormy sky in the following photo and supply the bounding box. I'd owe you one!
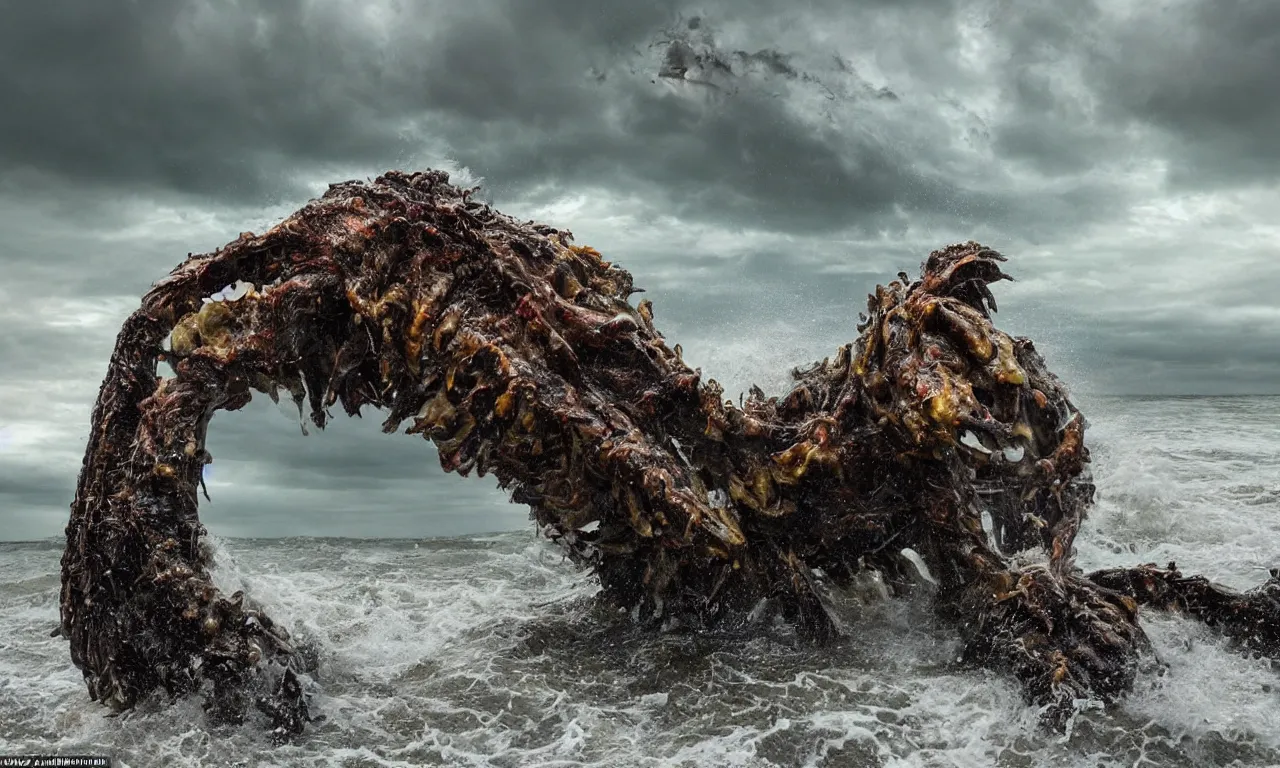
[2,0,1278,541]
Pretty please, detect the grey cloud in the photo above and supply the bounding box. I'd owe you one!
[0,463,67,510]
[197,399,525,539]
[0,0,1127,242]
[2,0,1278,541]
[1085,2,1280,187]
[0,0,683,203]
[1060,313,1280,397]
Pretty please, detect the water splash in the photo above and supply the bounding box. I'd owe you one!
[6,397,1280,766]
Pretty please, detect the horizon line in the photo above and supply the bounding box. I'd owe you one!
[0,530,535,546]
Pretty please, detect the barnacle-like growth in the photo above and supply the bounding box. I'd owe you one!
[60,170,1280,739]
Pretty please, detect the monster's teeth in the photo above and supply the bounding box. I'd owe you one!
[222,280,252,302]
[960,430,991,454]
[900,547,939,586]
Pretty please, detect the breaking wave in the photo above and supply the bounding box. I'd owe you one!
[3,396,1279,767]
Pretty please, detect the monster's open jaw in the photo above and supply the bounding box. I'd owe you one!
[954,406,1034,464]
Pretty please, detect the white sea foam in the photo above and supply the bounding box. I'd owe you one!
[4,397,1280,766]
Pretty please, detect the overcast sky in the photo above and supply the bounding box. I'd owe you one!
[2,0,1278,541]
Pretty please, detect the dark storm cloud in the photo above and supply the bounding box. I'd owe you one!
[0,0,682,203]
[1,0,1278,541]
[1084,1,1280,187]
[0,0,1122,239]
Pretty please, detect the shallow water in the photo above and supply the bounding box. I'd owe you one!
[3,396,1279,767]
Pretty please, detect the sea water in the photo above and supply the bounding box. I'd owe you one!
[2,396,1278,767]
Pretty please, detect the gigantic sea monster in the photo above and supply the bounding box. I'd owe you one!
[59,170,1280,739]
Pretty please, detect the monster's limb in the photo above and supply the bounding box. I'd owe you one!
[951,560,1148,725]
[59,313,315,737]
[1088,563,1280,657]
[899,468,1146,725]
[821,243,1147,723]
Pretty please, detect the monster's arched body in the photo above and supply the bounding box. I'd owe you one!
[59,170,1280,739]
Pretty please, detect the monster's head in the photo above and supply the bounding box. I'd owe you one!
[853,242,1093,560]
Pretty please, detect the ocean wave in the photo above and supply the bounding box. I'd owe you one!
[5,398,1280,766]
